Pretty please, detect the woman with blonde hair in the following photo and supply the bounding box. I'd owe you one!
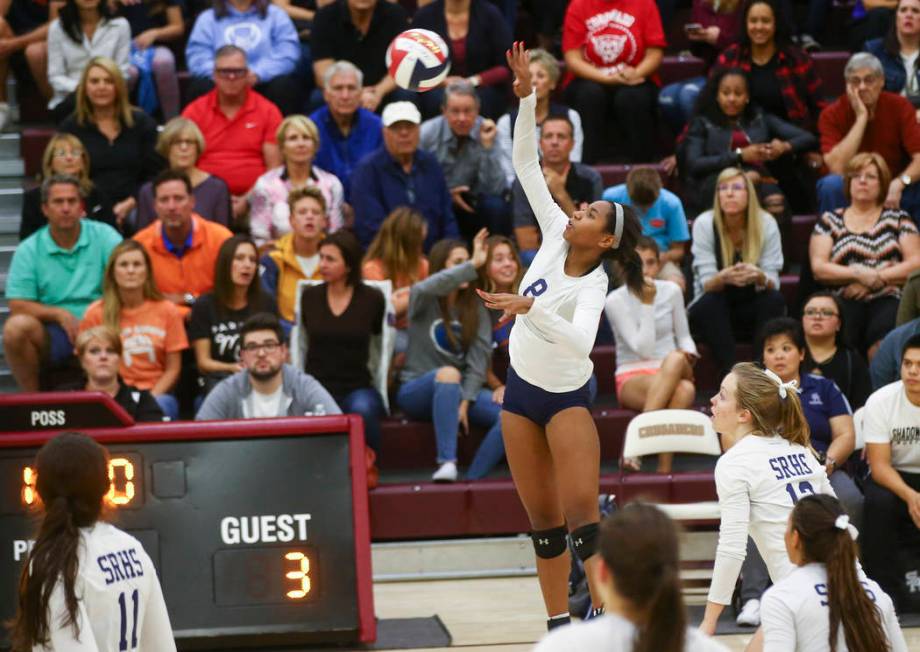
[61,56,161,230]
[19,132,115,240]
[73,325,165,421]
[810,152,920,360]
[135,117,231,228]
[363,207,430,351]
[249,114,345,247]
[78,240,187,419]
[699,362,835,635]
[688,167,786,378]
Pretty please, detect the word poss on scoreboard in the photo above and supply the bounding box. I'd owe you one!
[0,395,375,649]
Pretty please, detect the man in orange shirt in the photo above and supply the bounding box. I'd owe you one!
[134,169,233,318]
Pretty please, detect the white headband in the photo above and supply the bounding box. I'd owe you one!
[612,202,623,249]
[834,514,859,541]
[763,368,798,399]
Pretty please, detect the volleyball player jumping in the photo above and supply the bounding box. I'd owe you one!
[477,42,643,630]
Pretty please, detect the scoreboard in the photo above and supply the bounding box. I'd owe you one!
[0,393,375,649]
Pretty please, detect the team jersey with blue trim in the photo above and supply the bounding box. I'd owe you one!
[36,522,175,652]
[761,562,907,652]
[708,434,835,605]
[533,612,730,652]
[508,92,608,393]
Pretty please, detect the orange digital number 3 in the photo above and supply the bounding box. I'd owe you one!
[284,551,311,599]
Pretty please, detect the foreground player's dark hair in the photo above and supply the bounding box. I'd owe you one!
[599,503,686,652]
[602,202,645,297]
[790,495,888,652]
[10,433,110,650]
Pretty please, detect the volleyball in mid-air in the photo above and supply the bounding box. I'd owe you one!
[386,28,451,92]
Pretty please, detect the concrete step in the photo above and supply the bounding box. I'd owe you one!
[0,186,23,215]
[0,211,19,236]
[0,132,21,159]
[0,159,24,178]
[0,369,16,393]
[0,244,15,271]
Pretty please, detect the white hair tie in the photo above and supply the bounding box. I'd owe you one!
[763,368,798,400]
[612,202,623,249]
[834,514,859,541]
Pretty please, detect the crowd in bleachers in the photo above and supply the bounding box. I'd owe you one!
[3,0,920,619]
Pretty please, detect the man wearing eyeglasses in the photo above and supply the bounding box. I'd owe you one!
[818,52,920,224]
[197,312,340,420]
[182,45,283,221]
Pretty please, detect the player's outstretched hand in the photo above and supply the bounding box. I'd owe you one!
[470,227,490,268]
[506,41,532,99]
[477,288,533,324]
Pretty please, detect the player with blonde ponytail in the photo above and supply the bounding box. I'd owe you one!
[700,363,834,635]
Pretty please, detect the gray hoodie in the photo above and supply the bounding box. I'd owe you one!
[196,364,341,420]
[399,261,491,401]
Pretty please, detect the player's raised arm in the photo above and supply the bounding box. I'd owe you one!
[507,42,567,236]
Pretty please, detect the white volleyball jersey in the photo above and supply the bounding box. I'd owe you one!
[533,612,730,652]
[37,522,176,652]
[508,92,608,392]
[708,434,835,605]
[761,563,907,652]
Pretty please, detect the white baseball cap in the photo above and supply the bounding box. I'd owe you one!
[382,101,422,127]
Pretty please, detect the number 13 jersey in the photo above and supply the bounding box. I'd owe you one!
[39,522,175,652]
[708,434,834,606]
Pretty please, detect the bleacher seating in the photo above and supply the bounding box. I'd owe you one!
[0,0,865,546]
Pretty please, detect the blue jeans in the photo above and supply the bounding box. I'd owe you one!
[659,76,705,133]
[396,370,503,476]
[154,393,179,420]
[338,387,386,453]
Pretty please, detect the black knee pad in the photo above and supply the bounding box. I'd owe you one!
[531,525,568,559]
[571,522,600,562]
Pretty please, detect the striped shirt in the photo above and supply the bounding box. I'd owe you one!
[813,208,919,300]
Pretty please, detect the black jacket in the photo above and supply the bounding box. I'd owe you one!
[683,107,817,180]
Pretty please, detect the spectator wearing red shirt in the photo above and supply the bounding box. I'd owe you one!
[818,52,920,225]
[181,44,282,222]
[562,0,666,163]
[133,170,233,318]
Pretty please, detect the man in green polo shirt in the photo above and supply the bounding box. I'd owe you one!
[4,174,122,390]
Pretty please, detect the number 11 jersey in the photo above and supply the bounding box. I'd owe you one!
[40,522,175,652]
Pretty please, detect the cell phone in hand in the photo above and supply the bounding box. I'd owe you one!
[684,23,704,33]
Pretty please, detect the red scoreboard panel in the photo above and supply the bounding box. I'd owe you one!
[0,393,376,649]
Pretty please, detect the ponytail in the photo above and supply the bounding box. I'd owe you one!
[791,495,890,652]
[731,362,812,449]
[635,564,685,652]
[601,202,646,297]
[9,433,109,650]
[599,503,686,652]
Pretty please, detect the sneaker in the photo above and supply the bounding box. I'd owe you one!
[432,461,458,483]
[736,599,761,627]
[546,614,571,631]
[799,34,821,52]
